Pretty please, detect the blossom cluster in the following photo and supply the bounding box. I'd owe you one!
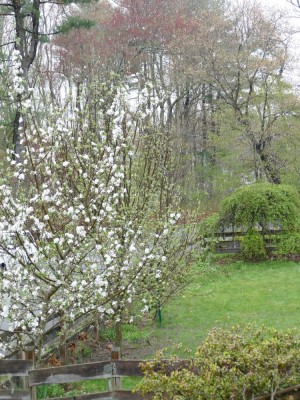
[0,69,195,359]
[11,49,25,95]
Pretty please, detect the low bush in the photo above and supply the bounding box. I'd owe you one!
[137,324,300,400]
[39,384,65,399]
[199,213,220,257]
[240,228,267,261]
[277,232,300,255]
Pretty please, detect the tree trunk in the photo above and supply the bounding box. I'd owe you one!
[255,141,281,184]
[11,0,40,155]
[13,108,23,161]
[114,321,123,352]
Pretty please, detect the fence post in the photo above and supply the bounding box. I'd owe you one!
[26,350,36,400]
[20,350,34,390]
[110,347,121,399]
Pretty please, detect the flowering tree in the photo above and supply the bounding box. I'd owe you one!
[0,55,197,363]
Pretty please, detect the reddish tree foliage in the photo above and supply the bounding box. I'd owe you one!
[108,0,192,46]
[53,0,198,78]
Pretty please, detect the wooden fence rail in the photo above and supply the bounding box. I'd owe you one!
[2,351,300,399]
[0,359,32,400]
[0,349,152,400]
[214,229,281,254]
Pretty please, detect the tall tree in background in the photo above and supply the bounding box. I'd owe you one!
[1,0,298,205]
[61,0,226,206]
[172,0,298,191]
[0,0,94,157]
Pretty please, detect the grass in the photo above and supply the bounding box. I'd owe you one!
[126,259,300,356]
[39,258,300,397]
[38,377,141,398]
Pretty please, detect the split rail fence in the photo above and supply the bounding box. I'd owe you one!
[215,229,281,254]
[2,349,300,400]
[0,348,151,400]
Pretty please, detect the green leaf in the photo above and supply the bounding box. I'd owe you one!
[38,35,50,43]
[57,17,96,34]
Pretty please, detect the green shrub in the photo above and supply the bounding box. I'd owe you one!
[219,183,300,233]
[137,324,300,400]
[199,213,220,237]
[73,342,92,363]
[38,384,65,399]
[199,213,220,257]
[277,232,300,255]
[240,228,267,261]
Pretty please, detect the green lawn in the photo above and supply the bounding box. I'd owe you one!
[38,377,141,398]
[40,259,300,397]
[135,259,300,356]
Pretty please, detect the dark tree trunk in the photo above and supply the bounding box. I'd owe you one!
[11,0,41,157]
[255,140,281,184]
[114,321,123,353]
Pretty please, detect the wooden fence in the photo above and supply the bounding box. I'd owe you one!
[215,229,281,254]
[2,350,300,400]
[0,348,151,400]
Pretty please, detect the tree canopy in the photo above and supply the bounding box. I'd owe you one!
[218,183,300,232]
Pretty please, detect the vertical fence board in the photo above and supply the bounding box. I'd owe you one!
[110,347,121,398]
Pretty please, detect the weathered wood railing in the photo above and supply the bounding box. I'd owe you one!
[29,354,151,399]
[2,351,300,399]
[0,348,153,400]
[215,229,281,254]
[254,384,300,400]
[0,359,32,400]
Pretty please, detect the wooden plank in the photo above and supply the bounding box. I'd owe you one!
[215,229,283,238]
[28,361,112,386]
[114,361,143,377]
[0,361,33,376]
[217,240,240,246]
[114,359,192,377]
[216,248,240,254]
[110,347,121,392]
[254,383,300,399]
[45,392,114,400]
[0,389,30,400]
[46,390,152,400]
[113,390,152,400]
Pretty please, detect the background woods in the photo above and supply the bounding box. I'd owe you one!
[1,0,300,392]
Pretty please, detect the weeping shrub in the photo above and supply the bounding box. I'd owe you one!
[218,183,300,233]
[240,228,267,261]
[277,232,300,255]
[199,213,220,256]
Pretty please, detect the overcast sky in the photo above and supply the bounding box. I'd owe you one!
[257,0,300,86]
[257,0,299,28]
[259,0,293,10]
